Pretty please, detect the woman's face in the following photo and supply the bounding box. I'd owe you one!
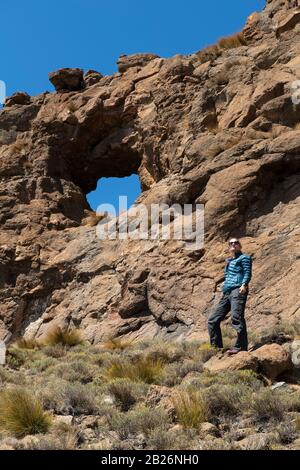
[228,239,241,255]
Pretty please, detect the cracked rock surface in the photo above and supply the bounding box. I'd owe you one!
[0,0,299,343]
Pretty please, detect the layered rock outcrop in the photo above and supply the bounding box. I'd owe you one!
[0,0,299,343]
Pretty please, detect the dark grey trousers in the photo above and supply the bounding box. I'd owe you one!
[208,287,248,351]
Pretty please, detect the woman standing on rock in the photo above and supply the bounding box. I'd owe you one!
[208,239,252,355]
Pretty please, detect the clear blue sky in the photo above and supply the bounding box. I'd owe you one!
[0,0,265,211]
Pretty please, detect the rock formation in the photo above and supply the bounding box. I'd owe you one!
[0,0,299,343]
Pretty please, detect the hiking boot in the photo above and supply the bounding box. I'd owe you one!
[227,347,242,356]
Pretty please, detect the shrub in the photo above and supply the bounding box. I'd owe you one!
[40,380,98,416]
[109,406,169,439]
[198,343,218,362]
[42,344,68,358]
[41,326,85,347]
[29,356,58,373]
[0,389,52,438]
[48,360,97,383]
[147,428,197,450]
[58,383,98,415]
[161,362,202,387]
[6,346,41,369]
[284,391,300,412]
[251,389,285,422]
[172,389,208,429]
[105,357,164,384]
[277,422,298,445]
[205,384,247,418]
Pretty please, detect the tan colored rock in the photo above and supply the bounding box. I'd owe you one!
[252,344,293,379]
[48,68,84,91]
[199,422,220,437]
[53,415,73,426]
[0,0,299,345]
[204,352,258,374]
[276,10,300,36]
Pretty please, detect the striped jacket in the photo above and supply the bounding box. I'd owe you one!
[223,252,252,294]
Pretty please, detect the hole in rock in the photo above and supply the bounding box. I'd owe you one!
[86,174,142,215]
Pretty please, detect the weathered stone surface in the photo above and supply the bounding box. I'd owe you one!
[0,0,299,344]
[204,345,293,380]
[276,10,300,36]
[117,53,160,73]
[48,68,84,91]
[5,92,31,107]
[204,352,258,374]
[83,69,103,87]
[252,344,293,379]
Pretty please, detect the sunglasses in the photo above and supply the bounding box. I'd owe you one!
[229,241,240,246]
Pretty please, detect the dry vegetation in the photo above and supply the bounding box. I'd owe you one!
[196,32,247,64]
[0,335,299,450]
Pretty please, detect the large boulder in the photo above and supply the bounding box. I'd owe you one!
[5,92,31,107]
[204,344,293,380]
[204,352,258,374]
[48,68,84,91]
[252,344,293,380]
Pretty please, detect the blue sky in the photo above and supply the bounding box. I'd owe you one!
[0,0,265,211]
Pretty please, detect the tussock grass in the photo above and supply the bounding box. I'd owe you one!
[103,337,133,351]
[42,326,85,347]
[218,32,247,50]
[172,389,208,429]
[105,357,164,384]
[0,389,52,438]
[107,378,146,411]
[15,337,40,350]
[195,32,247,65]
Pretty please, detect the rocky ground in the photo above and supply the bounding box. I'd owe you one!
[0,0,299,344]
[0,326,300,450]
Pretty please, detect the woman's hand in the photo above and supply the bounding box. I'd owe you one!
[239,284,247,294]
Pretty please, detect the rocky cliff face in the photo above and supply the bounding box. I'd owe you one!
[0,0,299,343]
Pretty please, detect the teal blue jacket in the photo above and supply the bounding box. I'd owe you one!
[223,252,252,294]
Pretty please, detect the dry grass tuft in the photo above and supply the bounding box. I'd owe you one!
[41,326,85,348]
[15,337,40,350]
[105,357,164,384]
[103,337,133,351]
[0,389,52,438]
[218,32,247,50]
[172,389,208,429]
